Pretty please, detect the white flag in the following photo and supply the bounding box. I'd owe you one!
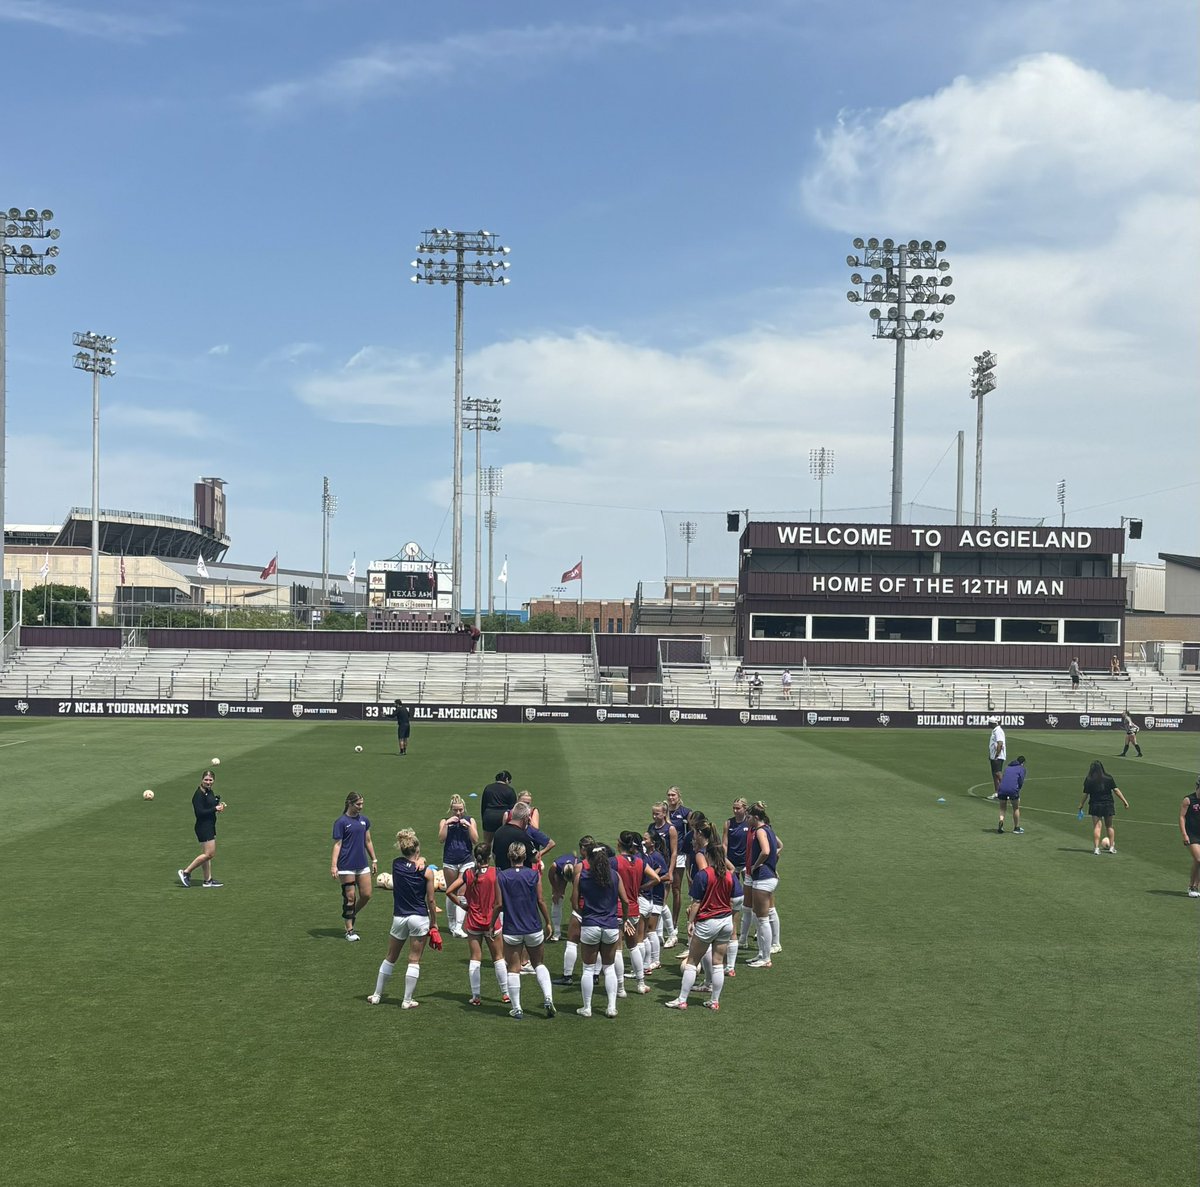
[497,559,508,584]
[347,555,357,582]
[39,552,50,579]
[196,555,210,579]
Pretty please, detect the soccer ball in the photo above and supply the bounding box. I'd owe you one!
[376,871,393,889]
[1100,837,1112,850]
[210,757,221,766]
[143,789,155,801]
[354,745,363,753]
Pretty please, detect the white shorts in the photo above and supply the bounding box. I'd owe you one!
[338,867,371,878]
[581,925,620,946]
[693,916,734,945]
[649,902,665,916]
[570,909,583,923]
[637,895,654,915]
[748,876,779,894]
[503,930,545,948]
[443,860,475,875]
[389,914,431,940]
[675,856,686,869]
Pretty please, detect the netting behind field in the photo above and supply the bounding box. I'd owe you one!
[658,503,1046,583]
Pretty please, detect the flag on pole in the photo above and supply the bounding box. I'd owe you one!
[561,560,583,583]
[497,559,508,585]
[196,555,210,580]
[260,554,278,580]
[346,555,357,582]
[119,553,126,585]
[39,553,50,579]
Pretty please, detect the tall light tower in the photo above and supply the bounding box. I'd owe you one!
[679,520,698,578]
[846,238,953,523]
[72,332,116,627]
[321,476,338,606]
[464,396,500,632]
[809,447,835,522]
[1,208,59,630]
[412,229,510,624]
[483,466,503,614]
[970,350,997,526]
[1057,479,1066,528]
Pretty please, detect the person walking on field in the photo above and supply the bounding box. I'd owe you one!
[995,756,1026,835]
[1180,776,1200,898]
[1079,760,1130,855]
[331,793,378,941]
[987,717,1007,796]
[1119,711,1143,758]
[178,769,225,888]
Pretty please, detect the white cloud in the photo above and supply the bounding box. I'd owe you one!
[0,0,181,40]
[207,344,230,356]
[105,405,210,438]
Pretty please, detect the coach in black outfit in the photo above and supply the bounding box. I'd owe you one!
[481,770,516,845]
[491,802,537,871]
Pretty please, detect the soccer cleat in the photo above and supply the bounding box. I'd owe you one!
[401,1000,420,1009]
[616,986,627,998]
[551,975,574,987]
[501,993,511,1004]
[1094,847,1101,855]
[1013,827,1025,835]
[701,1000,720,1011]
[747,958,772,969]
[509,1008,524,1020]
[468,997,482,1006]
[202,880,223,888]
[544,999,556,1018]
[635,983,652,995]
[662,935,677,949]
[770,944,782,954]
[694,982,712,993]
[548,934,561,942]
[997,824,1004,834]
[1188,889,1200,898]
[576,1007,592,1017]
[366,994,381,1005]
[664,998,688,1010]
[604,1006,618,1018]
[1106,847,1116,854]
[177,869,191,888]
[345,931,360,942]
[725,968,736,978]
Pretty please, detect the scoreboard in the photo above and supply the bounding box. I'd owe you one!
[368,553,451,611]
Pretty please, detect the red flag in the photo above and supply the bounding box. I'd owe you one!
[260,554,278,580]
[119,554,126,586]
[561,561,583,583]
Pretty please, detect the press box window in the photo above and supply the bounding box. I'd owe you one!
[875,617,933,641]
[1000,618,1059,644]
[1064,619,1119,645]
[811,615,869,641]
[936,617,997,642]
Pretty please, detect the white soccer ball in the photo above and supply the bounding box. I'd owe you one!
[1100,837,1112,850]
[354,745,363,753]
[143,789,155,800]
[210,757,221,766]
[376,871,393,889]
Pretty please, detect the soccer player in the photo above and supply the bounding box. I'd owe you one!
[1119,711,1143,758]
[438,794,478,938]
[548,847,577,941]
[394,699,411,755]
[641,829,671,972]
[647,801,677,945]
[616,830,661,995]
[1079,760,1130,855]
[665,833,742,1012]
[724,798,752,974]
[987,717,1007,795]
[331,793,378,941]
[995,756,1027,836]
[178,769,225,888]
[553,836,594,985]
[665,786,692,944]
[573,842,630,1018]
[1180,776,1200,898]
[444,842,510,1005]
[493,843,555,1020]
[511,789,541,831]
[745,802,780,968]
[368,829,439,1008]
[480,770,516,848]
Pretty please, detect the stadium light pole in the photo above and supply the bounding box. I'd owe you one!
[1,208,59,631]
[321,477,338,607]
[846,238,952,523]
[483,466,503,614]
[970,350,997,525]
[72,332,116,627]
[1057,479,1066,528]
[679,520,697,578]
[412,229,510,626]
[464,396,500,633]
[809,447,834,522]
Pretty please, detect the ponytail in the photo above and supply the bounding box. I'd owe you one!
[589,845,613,889]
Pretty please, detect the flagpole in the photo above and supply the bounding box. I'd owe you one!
[578,555,584,631]
[504,554,508,621]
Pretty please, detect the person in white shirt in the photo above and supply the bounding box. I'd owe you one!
[987,718,1007,795]
[781,669,792,700]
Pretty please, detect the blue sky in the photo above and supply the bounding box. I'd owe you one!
[3,0,1197,603]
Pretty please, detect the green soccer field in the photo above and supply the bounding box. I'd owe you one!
[0,718,1195,1187]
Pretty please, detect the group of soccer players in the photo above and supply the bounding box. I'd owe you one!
[332,778,783,1016]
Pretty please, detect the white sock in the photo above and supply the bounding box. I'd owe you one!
[581,964,595,1011]
[769,907,780,947]
[649,930,661,965]
[664,908,676,938]
[373,959,395,998]
[640,938,651,966]
[563,941,579,977]
[701,950,713,983]
[551,901,562,935]
[756,917,773,961]
[403,964,420,1003]
[631,945,645,985]
[493,959,509,995]
[739,909,753,946]
[727,935,739,970]
[615,950,625,981]
[679,963,697,999]
[507,971,522,1012]
[468,959,481,997]
[534,964,553,1003]
[711,965,726,1004]
[603,964,618,1010]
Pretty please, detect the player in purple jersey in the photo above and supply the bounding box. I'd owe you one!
[641,830,670,972]
[745,802,781,968]
[368,829,439,1008]
[724,798,752,975]
[1180,776,1200,898]
[665,786,691,944]
[492,844,555,1020]
[573,843,630,1017]
[553,836,596,985]
[548,850,577,941]
[331,793,378,942]
[439,795,479,938]
[178,769,226,888]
